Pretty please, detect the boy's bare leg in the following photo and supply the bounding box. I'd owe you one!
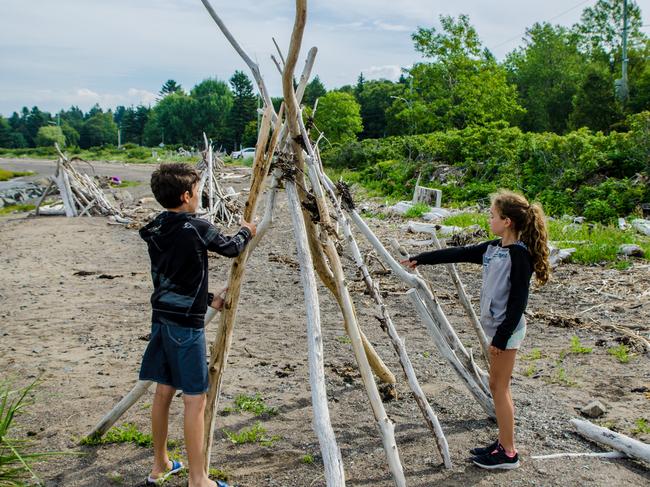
[184,393,217,487]
[151,383,176,478]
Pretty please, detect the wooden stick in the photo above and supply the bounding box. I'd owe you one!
[532,451,626,460]
[319,168,452,468]
[202,106,277,471]
[571,418,650,464]
[286,179,345,486]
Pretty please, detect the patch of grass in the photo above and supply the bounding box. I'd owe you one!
[521,348,543,361]
[608,344,631,363]
[569,336,593,354]
[0,203,35,215]
[300,454,314,464]
[80,423,179,448]
[523,364,537,377]
[422,351,431,359]
[361,209,388,220]
[0,168,33,181]
[442,212,490,232]
[336,335,352,345]
[222,422,280,446]
[404,202,430,218]
[0,379,62,486]
[227,393,278,417]
[609,260,632,270]
[208,467,229,481]
[632,418,650,435]
[551,366,576,387]
[106,471,124,485]
[115,179,140,188]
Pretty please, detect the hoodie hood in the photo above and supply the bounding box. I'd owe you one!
[139,211,193,251]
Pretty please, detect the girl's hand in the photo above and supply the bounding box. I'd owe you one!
[400,258,417,269]
[489,345,503,358]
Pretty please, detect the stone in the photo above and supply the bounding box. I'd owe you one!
[580,400,607,418]
[632,219,650,237]
[618,244,644,257]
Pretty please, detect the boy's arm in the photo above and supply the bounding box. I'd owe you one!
[409,240,494,266]
[491,247,532,350]
[202,224,252,257]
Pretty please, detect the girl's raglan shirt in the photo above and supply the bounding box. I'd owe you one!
[411,239,533,350]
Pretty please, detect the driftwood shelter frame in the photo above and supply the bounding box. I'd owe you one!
[85,1,503,485]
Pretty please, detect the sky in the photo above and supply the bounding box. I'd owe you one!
[1,0,649,116]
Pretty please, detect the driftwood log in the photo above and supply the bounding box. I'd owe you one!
[571,418,650,464]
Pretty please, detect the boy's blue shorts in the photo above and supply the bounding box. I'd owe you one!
[139,321,208,395]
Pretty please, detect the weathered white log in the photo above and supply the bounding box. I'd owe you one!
[571,418,650,464]
[395,230,490,366]
[407,289,495,417]
[200,0,275,119]
[286,179,345,486]
[403,222,462,235]
[532,451,626,460]
[321,171,451,468]
[299,151,405,483]
[346,209,494,418]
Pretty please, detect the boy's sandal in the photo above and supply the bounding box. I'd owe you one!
[145,460,184,485]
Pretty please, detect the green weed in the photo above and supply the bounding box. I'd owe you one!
[80,423,179,448]
[222,422,280,446]
[336,335,352,345]
[523,364,537,377]
[608,344,631,363]
[404,202,430,218]
[300,454,314,464]
[0,204,35,215]
[521,348,543,361]
[226,394,278,417]
[569,336,593,354]
[632,418,650,435]
[0,168,33,181]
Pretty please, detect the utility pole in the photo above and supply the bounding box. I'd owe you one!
[617,0,630,103]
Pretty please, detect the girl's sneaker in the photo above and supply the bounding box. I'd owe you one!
[472,443,520,470]
[469,439,498,456]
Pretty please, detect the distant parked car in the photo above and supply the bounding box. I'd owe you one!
[231,147,256,159]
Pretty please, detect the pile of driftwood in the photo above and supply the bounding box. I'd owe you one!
[196,133,241,226]
[35,144,123,219]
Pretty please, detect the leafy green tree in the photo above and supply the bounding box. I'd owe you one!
[629,62,650,112]
[120,105,150,145]
[159,79,183,99]
[60,106,85,132]
[506,23,585,133]
[79,112,118,148]
[61,121,80,147]
[191,78,233,148]
[356,79,405,139]
[242,119,258,147]
[404,15,523,131]
[0,116,13,147]
[574,0,646,62]
[313,91,363,145]
[227,71,257,151]
[146,92,197,146]
[35,125,66,147]
[86,104,103,119]
[302,75,326,108]
[23,107,52,147]
[569,66,622,131]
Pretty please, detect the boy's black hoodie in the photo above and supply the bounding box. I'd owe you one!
[139,211,252,328]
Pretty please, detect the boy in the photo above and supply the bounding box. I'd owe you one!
[138,163,255,487]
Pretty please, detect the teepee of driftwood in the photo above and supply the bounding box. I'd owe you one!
[35,143,123,218]
[196,133,241,226]
[86,1,496,485]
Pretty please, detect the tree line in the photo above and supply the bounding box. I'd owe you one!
[0,0,648,152]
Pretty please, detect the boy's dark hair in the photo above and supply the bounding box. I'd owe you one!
[151,163,201,209]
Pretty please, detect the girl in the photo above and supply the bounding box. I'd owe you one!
[402,190,550,470]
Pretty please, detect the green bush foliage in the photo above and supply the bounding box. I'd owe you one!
[323,112,650,219]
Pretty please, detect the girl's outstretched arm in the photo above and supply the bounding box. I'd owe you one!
[408,239,496,267]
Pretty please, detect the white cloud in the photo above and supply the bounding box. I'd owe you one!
[362,65,404,81]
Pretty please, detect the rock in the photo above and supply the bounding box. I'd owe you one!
[388,201,413,215]
[422,207,452,221]
[618,218,629,230]
[632,219,650,236]
[618,244,644,257]
[573,217,585,224]
[549,245,576,267]
[580,400,607,418]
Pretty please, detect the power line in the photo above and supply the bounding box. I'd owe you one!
[490,0,594,51]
